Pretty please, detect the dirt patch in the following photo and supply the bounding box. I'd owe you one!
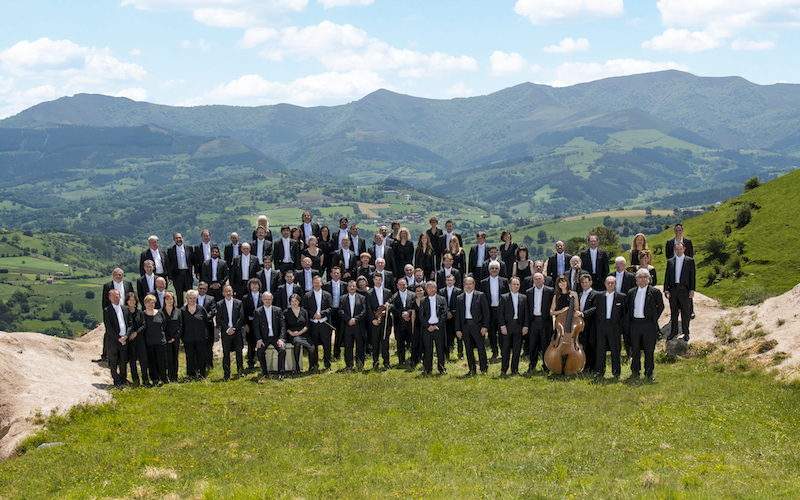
[563,209,674,222]
[358,203,390,218]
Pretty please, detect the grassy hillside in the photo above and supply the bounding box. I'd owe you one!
[648,169,800,305]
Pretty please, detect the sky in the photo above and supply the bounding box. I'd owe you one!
[1,0,800,119]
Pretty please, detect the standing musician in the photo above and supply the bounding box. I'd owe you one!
[498,276,528,375]
[525,272,554,373]
[366,273,392,369]
[593,275,627,378]
[455,276,490,375]
[625,269,664,381]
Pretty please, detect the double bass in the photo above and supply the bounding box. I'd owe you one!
[544,294,586,375]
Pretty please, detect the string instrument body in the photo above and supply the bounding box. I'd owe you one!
[544,295,586,375]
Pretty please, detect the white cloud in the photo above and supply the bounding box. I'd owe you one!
[542,37,591,53]
[0,76,13,94]
[160,79,187,88]
[193,8,259,27]
[731,38,776,50]
[181,39,210,51]
[550,58,690,87]
[121,0,308,13]
[642,28,723,52]
[444,83,474,97]
[318,0,373,7]
[181,40,192,48]
[514,0,624,24]
[0,85,58,119]
[130,48,142,56]
[489,51,529,76]
[192,69,387,105]
[239,27,279,48]
[114,87,149,101]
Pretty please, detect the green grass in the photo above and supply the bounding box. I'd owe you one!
[3,354,800,499]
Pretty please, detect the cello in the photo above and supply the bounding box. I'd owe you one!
[544,293,586,375]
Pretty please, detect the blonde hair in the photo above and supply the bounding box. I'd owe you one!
[186,289,198,300]
[257,215,269,229]
[398,227,411,242]
[143,295,157,306]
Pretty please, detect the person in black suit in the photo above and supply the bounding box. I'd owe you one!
[625,269,665,381]
[102,268,135,310]
[567,255,590,292]
[419,281,448,374]
[139,235,168,278]
[136,260,158,306]
[664,241,695,342]
[256,256,280,295]
[103,289,131,386]
[242,278,263,370]
[580,235,610,291]
[167,232,194,308]
[273,225,301,275]
[230,242,259,299]
[576,274,600,372]
[369,258,396,294]
[594,275,628,378]
[455,276,491,374]
[480,246,508,279]
[665,223,694,259]
[545,241,571,284]
[390,277,415,365]
[224,232,242,267]
[439,219,463,258]
[193,229,213,279]
[438,274,463,360]
[285,294,314,374]
[525,272,554,373]
[195,281,217,369]
[275,270,303,311]
[369,233,396,276]
[217,285,245,380]
[299,210,320,246]
[252,215,274,242]
[254,292,287,380]
[332,237,357,282]
[522,260,554,292]
[347,223,367,257]
[333,217,350,251]
[610,256,636,356]
[302,276,334,371]
[392,227,415,277]
[365,273,392,369]
[436,253,463,289]
[323,266,347,360]
[339,280,367,369]
[200,245,228,302]
[251,226,273,268]
[498,276,529,375]
[467,231,488,282]
[297,256,320,295]
[480,261,509,359]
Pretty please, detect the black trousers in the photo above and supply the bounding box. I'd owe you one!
[221,330,244,378]
[310,321,332,369]
[370,317,390,366]
[278,262,295,275]
[595,320,623,377]
[106,338,128,386]
[145,343,168,383]
[245,323,257,368]
[172,269,193,308]
[128,337,149,385]
[257,336,286,375]
[488,306,500,356]
[184,340,207,378]
[501,320,523,374]
[205,323,216,368]
[580,325,597,372]
[422,323,447,373]
[463,320,487,373]
[410,324,423,365]
[292,334,316,372]
[342,323,364,368]
[669,286,691,338]
[394,318,412,364]
[330,308,342,358]
[444,314,458,356]
[629,319,657,377]
[166,339,180,382]
[527,316,550,371]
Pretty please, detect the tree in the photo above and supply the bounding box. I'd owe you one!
[645,206,653,215]
[744,176,760,192]
[564,236,585,256]
[537,230,547,244]
[736,204,752,228]
[63,300,74,314]
[85,291,95,300]
[704,234,727,261]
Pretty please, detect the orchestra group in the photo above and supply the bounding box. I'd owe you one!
[101,212,696,385]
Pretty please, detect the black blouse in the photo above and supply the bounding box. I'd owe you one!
[142,310,167,346]
[181,305,209,343]
[393,240,415,274]
[500,243,518,278]
[283,307,309,336]
[163,307,182,343]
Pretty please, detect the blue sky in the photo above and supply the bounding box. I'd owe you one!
[2,0,799,118]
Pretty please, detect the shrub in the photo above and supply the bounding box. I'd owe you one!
[744,176,760,192]
[738,285,768,306]
[704,234,727,261]
[85,291,95,300]
[736,205,751,228]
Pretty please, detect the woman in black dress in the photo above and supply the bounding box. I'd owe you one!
[550,275,581,326]
[302,235,325,275]
[284,294,314,374]
[318,226,334,279]
[512,245,533,281]
[393,227,414,276]
[141,294,168,384]
[290,226,306,252]
[445,235,466,275]
[414,232,436,280]
[499,230,518,279]
[162,292,182,382]
[124,292,148,386]
[630,233,648,268]
[426,216,444,271]
[182,289,209,378]
[357,252,375,281]
[410,284,426,366]
[638,249,658,286]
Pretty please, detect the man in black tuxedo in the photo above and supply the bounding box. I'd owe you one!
[273,225,301,275]
[480,261,509,359]
[438,274,463,360]
[577,274,600,372]
[254,292,287,380]
[339,280,367,369]
[217,285,245,380]
[525,272,554,373]
[297,256,320,295]
[332,236,357,282]
[193,229,213,279]
[196,281,217,369]
[439,220,463,256]
[256,256,280,295]
[545,240,571,283]
[369,233,396,276]
[167,232,194,308]
[303,276,334,371]
[455,276,491,374]
[323,266,347,360]
[580,235,610,291]
[370,258,396,294]
[610,256,636,356]
[348,223,367,257]
[467,231,488,282]
[480,246,507,280]
[567,256,590,292]
[275,270,302,311]
[224,232,241,267]
[498,276,529,375]
[522,260,553,292]
[420,281,448,375]
[102,268,134,310]
[231,242,259,299]
[664,241,695,342]
[625,269,665,381]
[152,277,168,309]
[436,253,463,289]
[299,210,320,246]
[139,235,168,278]
[594,275,628,378]
[136,260,157,306]
[251,226,273,268]
[200,245,228,302]
[390,277,415,365]
[365,273,392,369]
[103,288,131,386]
[334,217,350,251]
[242,278,263,370]
[665,223,694,259]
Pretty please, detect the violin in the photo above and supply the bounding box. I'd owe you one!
[544,294,586,375]
[374,304,388,321]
